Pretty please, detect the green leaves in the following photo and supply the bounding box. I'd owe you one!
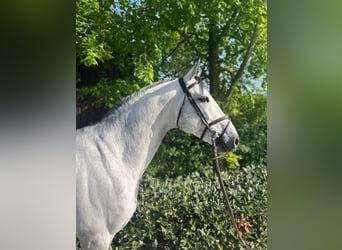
[76,0,116,66]
[148,130,213,178]
[114,165,267,249]
[224,153,243,169]
[79,44,113,66]
[77,78,142,110]
[228,91,267,166]
[134,62,155,84]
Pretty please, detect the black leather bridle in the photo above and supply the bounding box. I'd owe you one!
[176,77,231,150]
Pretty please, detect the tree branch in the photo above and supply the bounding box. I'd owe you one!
[226,26,260,102]
[220,9,238,38]
[185,39,205,59]
[163,39,187,61]
[169,27,206,59]
[221,68,234,81]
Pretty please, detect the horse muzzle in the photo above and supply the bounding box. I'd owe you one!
[215,134,239,153]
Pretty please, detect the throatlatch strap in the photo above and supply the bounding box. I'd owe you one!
[176,95,186,128]
[178,78,210,128]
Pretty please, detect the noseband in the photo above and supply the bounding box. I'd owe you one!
[176,77,231,148]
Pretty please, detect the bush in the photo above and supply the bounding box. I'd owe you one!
[228,92,267,166]
[113,163,267,249]
[148,130,212,178]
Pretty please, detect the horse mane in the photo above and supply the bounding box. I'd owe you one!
[101,79,172,121]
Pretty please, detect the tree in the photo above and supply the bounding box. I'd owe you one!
[76,0,267,102]
[144,0,267,104]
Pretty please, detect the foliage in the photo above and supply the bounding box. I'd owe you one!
[114,165,267,249]
[140,0,267,99]
[76,0,267,101]
[228,90,267,166]
[76,0,163,84]
[148,130,212,178]
[76,0,115,66]
[77,78,141,109]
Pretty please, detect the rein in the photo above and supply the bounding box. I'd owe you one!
[211,138,251,250]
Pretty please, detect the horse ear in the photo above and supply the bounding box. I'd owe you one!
[193,60,201,77]
[184,60,201,83]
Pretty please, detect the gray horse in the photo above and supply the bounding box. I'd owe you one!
[76,62,239,249]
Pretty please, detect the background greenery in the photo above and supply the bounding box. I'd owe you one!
[76,0,267,249]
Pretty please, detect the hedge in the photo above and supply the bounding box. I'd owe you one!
[113,163,267,250]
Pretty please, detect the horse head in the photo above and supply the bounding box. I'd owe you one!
[177,61,239,153]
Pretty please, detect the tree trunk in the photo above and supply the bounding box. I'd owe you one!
[208,24,220,99]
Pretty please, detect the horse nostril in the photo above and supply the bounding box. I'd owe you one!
[235,137,239,146]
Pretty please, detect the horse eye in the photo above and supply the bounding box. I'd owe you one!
[198,96,209,103]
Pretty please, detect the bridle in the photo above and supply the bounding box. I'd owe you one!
[176,77,231,150]
[177,76,251,249]
[175,75,251,248]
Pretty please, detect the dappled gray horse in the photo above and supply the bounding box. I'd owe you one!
[76,62,239,250]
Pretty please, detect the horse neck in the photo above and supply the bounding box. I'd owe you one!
[102,79,182,180]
